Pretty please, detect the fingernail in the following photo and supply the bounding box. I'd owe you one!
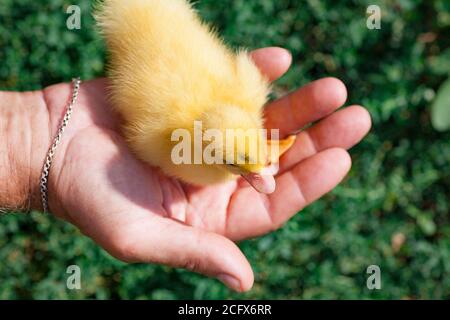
[217,274,241,291]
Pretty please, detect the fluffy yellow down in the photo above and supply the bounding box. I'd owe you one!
[95,0,271,185]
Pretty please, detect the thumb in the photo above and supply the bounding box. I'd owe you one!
[107,215,254,292]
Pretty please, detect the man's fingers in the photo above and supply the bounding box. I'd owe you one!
[268,148,351,228]
[279,105,372,173]
[250,47,292,82]
[226,148,351,240]
[265,77,348,137]
[108,216,254,292]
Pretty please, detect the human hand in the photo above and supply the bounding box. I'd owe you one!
[39,47,371,292]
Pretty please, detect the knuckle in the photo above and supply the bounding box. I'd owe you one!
[109,229,139,263]
[181,256,202,273]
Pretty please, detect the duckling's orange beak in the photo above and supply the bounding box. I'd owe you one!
[266,135,297,164]
[241,135,296,194]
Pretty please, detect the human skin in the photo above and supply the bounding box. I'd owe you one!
[0,47,371,292]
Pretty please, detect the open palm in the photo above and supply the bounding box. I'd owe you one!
[42,48,371,291]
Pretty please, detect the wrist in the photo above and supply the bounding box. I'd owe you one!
[0,90,51,212]
[1,80,85,217]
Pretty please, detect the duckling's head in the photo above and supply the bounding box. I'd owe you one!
[199,104,276,193]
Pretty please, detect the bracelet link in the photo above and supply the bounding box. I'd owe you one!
[39,77,81,213]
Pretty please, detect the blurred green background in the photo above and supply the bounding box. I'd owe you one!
[0,0,449,299]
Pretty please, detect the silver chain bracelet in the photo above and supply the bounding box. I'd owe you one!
[40,77,81,213]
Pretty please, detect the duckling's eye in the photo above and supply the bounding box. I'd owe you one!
[237,154,250,163]
[224,154,252,166]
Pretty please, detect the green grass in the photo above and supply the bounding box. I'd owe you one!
[0,0,449,299]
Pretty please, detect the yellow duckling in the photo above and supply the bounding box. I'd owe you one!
[95,0,295,193]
